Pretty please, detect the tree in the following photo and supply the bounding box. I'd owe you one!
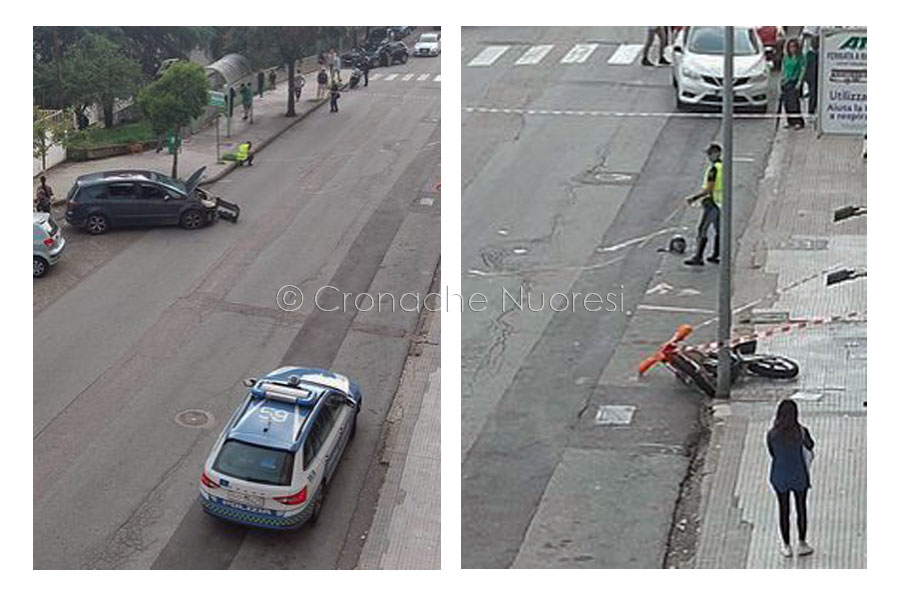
[138,62,209,178]
[33,107,79,174]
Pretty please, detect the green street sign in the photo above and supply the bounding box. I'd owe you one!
[209,90,226,108]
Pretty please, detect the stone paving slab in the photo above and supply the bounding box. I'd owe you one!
[691,126,866,569]
[356,307,440,569]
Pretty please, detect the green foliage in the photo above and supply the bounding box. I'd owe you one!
[66,120,155,149]
[138,61,209,133]
[138,61,209,176]
[33,32,142,127]
[33,107,80,173]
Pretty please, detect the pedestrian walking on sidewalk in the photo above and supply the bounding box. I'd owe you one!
[257,71,265,98]
[35,176,54,213]
[295,73,306,101]
[240,83,253,121]
[333,54,342,85]
[361,59,370,86]
[329,83,341,113]
[781,38,806,130]
[317,68,328,100]
[641,26,670,66]
[767,399,816,559]
[684,142,723,266]
[268,69,277,91]
[804,35,819,120]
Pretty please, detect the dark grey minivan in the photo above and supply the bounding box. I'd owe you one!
[65,167,219,235]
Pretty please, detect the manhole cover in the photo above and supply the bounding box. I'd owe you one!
[574,168,637,186]
[175,409,214,429]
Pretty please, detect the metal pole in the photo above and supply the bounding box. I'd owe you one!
[215,113,221,163]
[717,26,734,398]
[227,87,232,138]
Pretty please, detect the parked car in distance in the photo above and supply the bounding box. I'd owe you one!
[33,212,66,278]
[671,26,771,112]
[389,26,412,39]
[64,167,222,235]
[414,32,441,57]
[756,26,786,69]
[199,367,363,530]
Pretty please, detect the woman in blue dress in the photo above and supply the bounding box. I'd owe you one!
[767,399,816,558]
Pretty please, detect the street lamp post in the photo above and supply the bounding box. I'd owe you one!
[717,26,735,398]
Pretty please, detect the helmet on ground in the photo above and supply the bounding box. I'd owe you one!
[669,235,687,254]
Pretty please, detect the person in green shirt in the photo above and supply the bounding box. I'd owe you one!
[781,38,806,130]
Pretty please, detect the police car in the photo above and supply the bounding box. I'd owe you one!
[199,367,361,530]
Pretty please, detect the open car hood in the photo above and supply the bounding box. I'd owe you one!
[184,166,207,195]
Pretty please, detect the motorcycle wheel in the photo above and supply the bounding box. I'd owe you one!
[669,353,716,398]
[747,356,800,379]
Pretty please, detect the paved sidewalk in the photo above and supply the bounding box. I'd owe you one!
[691,129,867,568]
[357,303,440,570]
[35,67,349,204]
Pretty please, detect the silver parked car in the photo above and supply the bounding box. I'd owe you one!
[33,212,66,278]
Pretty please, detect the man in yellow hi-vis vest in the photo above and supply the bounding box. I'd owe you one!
[684,142,723,266]
[236,141,254,166]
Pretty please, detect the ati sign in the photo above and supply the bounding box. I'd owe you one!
[839,36,867,51]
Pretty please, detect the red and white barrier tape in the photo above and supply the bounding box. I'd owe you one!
[684,311,867,353]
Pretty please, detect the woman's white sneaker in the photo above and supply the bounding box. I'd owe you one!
[797,541,814,556]
[780,544,793,558]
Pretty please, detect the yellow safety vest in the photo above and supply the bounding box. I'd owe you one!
[704,159,724,207]
[236,143,250,161]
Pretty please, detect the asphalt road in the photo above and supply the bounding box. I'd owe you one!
[33,59,440,570]
[461,26,777,568]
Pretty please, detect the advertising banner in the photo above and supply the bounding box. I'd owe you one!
[819,27,867,135]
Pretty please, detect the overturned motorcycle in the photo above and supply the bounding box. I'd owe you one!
[638,324,799,397]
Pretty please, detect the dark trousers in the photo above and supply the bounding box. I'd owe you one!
[330,96,339,112]
[698,200,720,241]
[776,489,808,545]
[364,70,369,86]
[782,80,804,126]
[806,76,818,115]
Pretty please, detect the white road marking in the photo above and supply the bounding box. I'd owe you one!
[419,197,435,206]
[417,73,431,81]
[402,73,415,81]
[607,43,644,65]
[433,74,441,82]
[595,405,636,425]
[646,282,676,295]
[560,43,598,64]
[383,73,399,81]
[636,304,717,315]
[467,45,510,67]
[464,106,782,119]
[515,44,554,65]
[369,73,383,81]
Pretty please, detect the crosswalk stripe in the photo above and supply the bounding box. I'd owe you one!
[515,44,554,66]
[467,45,510,67]
[370,73,383,81]
[560,43,598,64]
[433,74,441,82]
[607,43,644,65]
[402,73,415,81]
[383,73,399,81]
[417,73,431,81]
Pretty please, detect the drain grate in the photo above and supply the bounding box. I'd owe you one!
[175,409,214,429]
[595,405,636,425]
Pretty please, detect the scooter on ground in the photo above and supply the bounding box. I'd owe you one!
[638,324,799,397]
